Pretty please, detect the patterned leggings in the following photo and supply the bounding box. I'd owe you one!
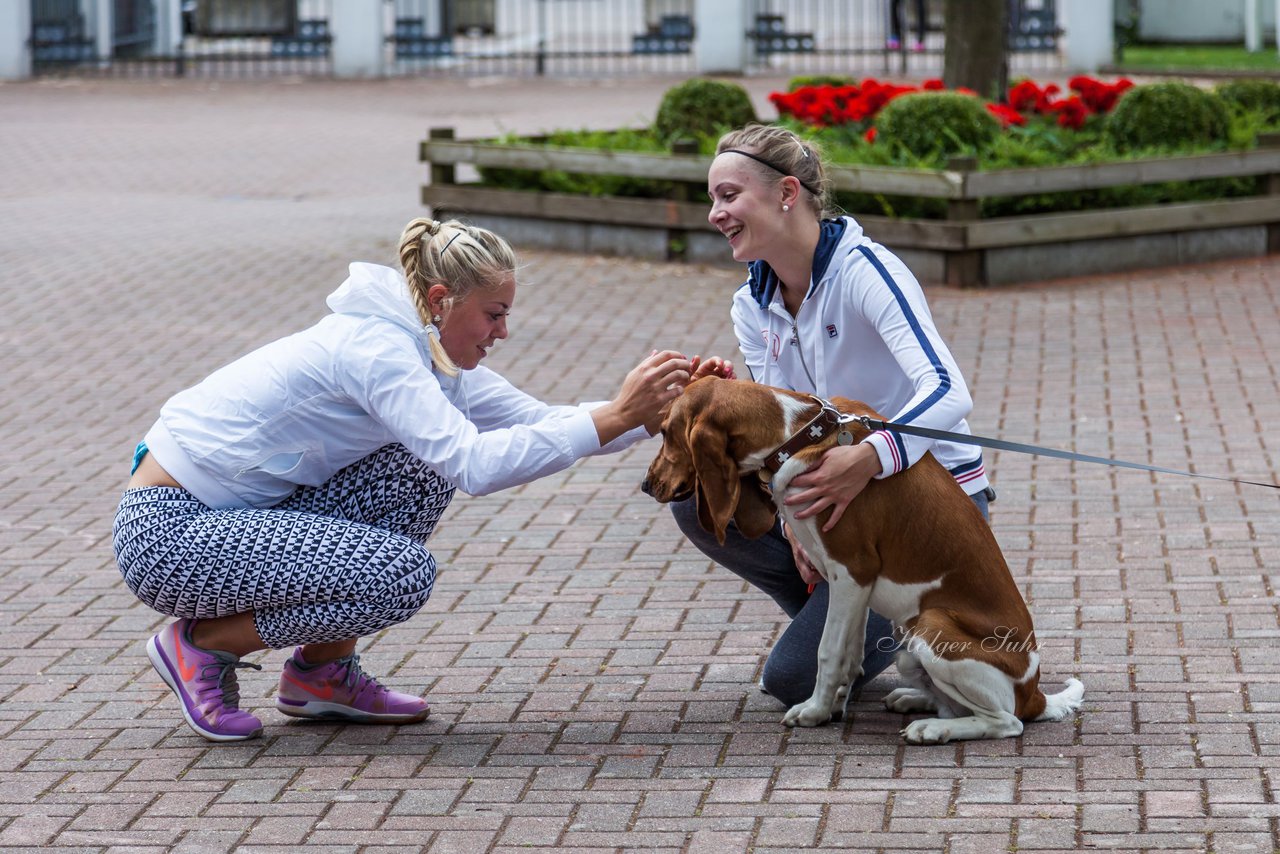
[112,444,455,648]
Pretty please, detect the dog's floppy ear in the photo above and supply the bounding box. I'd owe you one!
[690,421,739,545]
[733,475,777,540]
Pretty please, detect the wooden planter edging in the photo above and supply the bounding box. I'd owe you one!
[421,127,1280,287]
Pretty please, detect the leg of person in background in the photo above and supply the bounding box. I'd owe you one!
[887,0,903,50]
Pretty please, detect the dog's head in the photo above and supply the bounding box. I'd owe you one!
[641,377,783,545]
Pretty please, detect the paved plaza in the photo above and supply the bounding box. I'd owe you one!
[2,73,1279,853]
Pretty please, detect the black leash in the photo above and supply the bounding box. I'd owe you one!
[854,414,1280,491]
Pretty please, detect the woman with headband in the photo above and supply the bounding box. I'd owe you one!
[674,124,994,718]
[113,217,709,742]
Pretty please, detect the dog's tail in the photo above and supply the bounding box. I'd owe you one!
[1035,678,1085,722]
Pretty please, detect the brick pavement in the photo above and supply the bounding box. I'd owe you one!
[2,75,1279,853]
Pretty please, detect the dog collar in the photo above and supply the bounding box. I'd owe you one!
[761,397,856,474]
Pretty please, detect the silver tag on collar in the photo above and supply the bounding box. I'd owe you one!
[837,430,854,446]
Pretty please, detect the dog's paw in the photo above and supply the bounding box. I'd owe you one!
[884,687,938,714]
[782,700,834,728]
[902,718,953,744]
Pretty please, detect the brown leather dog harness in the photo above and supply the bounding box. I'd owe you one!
[762,397,857,475]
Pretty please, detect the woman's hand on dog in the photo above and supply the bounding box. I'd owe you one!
[690,355,735,382]
[785,443,883,532]
[597,349,692,442]
[634,353,734,436]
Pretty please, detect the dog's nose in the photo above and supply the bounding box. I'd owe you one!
[640,478,652,496]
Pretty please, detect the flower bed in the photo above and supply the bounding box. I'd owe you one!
[421,77,1280,286]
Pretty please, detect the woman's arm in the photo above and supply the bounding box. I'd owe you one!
[587,349,693,444]
[853,248,973,478]
[341,327,689,495]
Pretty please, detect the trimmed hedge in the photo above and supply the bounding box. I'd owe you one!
[653,78,758,145]
[1215,79,1280,122]
[1106,81,1229,151]
[875,91,1001,158]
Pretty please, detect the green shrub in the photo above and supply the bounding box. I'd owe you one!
[477,128,676,198]
[874,92,1001,159]
[1105,82,1229,151]
[539,129,673,196]
[1215,78,1280,122]
[652,78,758,144]
[788,74,856,91]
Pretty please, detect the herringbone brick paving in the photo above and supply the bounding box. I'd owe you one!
[1,75,1278,853]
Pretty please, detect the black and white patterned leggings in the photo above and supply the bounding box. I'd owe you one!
[112,444,455,648]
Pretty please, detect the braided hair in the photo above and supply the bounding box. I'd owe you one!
[397,217,517,376]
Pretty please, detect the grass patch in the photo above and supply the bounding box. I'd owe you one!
[1117,43,1280,73]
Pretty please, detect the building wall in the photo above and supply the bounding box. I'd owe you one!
[1139,0,1274,43]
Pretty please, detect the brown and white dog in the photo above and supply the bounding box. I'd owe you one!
[642,377,1084,743]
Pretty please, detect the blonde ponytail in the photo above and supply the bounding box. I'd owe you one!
[397,217,517,378]
[424,335,455,377]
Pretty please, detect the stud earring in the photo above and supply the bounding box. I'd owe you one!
[432,314,442,324]
[782,204,790,212]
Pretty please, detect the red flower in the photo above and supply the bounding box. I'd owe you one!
[986,102,1026,128]
[769,76,1120,135]
[1051,95,1089,129]
[1067,75,1134,114]
[859,78,919,115]
[768,90,798,114]
[771,79,924,128]
[1008,80,1042,112]
[1068,76,1107,112]
[1108,78,1136,112]
[1034,83,1061,113]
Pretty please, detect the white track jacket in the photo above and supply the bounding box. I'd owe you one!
[144,263,647,509]
[730,217,989,495]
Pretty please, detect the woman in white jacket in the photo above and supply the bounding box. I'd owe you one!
[114,217,695,742]
[674,124,994,717]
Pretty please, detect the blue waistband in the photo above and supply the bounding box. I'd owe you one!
[130,441,149,475]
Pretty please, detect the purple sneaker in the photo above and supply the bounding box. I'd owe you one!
[146,619,264,742]
[276,648,429,724]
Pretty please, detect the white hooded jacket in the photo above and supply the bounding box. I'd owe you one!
[730,217,989,495]
[143,262,647,509]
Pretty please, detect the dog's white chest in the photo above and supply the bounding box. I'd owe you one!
[869,578,943,624]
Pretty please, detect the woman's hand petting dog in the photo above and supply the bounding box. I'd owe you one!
[690,355,735,382]
[784,443,883,532]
